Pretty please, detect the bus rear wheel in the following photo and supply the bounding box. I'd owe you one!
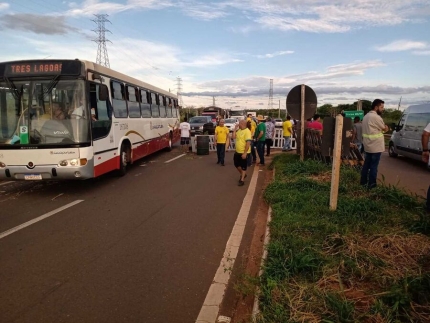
[118,144,129,176]
[165,133,173,152]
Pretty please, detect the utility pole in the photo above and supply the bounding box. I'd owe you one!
[268,79,273,111]
[213,96,216,107]
[278,100,280,118]
[92,14,112,68]
[398,96,402,110]
[176,77,183,107]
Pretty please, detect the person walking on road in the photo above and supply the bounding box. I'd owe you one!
[233,120,252,186]
[360,99,388,189]
[282,116,293,151]
[255,115,266,166]
[421,123,430,213]
[214,119,230,166]
[352,116,363,153]
[265,117,275,156]
[179,117,191,153]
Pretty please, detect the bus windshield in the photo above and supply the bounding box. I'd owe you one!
[0,79,90,146]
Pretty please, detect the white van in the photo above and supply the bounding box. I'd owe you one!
[389,104,430,168]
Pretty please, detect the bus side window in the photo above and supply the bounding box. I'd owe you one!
[140,89,151,118]
[151,93,159,117]
[174,100,178,117]
[127,85,141,118]
[159,95,166,118]
[90,82,112,140]
[111,81,127,118]
[166,98,173,118]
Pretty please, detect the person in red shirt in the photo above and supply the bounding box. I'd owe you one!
[308,114,323,132]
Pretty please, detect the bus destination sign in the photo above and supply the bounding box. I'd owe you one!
[2,60,82,77]
[7,62,63,75]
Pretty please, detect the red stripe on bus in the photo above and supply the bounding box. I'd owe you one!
[94,156,119,177]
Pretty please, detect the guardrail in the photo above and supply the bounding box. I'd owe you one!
[190,129,297,152]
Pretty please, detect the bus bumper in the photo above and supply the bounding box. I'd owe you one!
[0,159,95,180]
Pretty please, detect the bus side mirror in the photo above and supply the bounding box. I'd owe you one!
[99,84,109,101]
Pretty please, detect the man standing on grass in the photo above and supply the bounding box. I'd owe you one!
[360,99,388,189]
[214,119,230,166]
[179,117,191,153]
[421,123,430,213]
[233,120,252,186]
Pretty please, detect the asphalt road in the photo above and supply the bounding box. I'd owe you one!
[378,151,429,197]
[0,146,255,323]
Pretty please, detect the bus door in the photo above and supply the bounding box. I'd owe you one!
[89,82,115,176]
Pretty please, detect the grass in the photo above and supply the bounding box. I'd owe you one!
[248,154,430,323]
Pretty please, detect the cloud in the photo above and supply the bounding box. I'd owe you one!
[183,54,243,67]
[376,40,428,52]
[256,50,294,59]
[0,14,78,35]
[412,50,430,55]
[0,2,9,11]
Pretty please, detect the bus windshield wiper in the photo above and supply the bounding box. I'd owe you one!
[4,77,21,100]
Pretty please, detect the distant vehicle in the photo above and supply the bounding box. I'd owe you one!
[274,118,283,128]
[224,118,238,132]
[189,116,215,136]
[229,109,245,120]
[202,106,225,123]
[389,104,430,169]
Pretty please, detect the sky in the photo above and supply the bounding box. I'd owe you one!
[0,0,429,111]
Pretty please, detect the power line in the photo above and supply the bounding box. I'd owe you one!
[92,14,111,68]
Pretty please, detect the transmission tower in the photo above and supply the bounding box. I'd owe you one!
[176,77,183,107]
[212,96,216,106]
[92,14,112,68]
[268,79,274,109]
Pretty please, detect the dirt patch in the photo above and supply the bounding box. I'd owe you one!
[228,166,274,323]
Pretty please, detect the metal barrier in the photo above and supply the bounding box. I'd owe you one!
[191,129,296,152]
[304,128,364,169]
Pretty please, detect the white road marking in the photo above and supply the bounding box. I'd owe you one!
[165,154,186,164]
[196,165,260,323]
[0,200,84,240]
[0,181,14,187]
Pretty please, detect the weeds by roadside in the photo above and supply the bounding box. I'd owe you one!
[243,154,430,323]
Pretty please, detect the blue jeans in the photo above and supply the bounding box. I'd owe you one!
[216,143,226,164]
[283,136,291,150]
[256,141,265,165]
[360,152,382,189]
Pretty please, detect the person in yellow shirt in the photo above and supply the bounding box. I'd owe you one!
[282,116,293,151]
[214,119,230,166]
[232,120,252,186]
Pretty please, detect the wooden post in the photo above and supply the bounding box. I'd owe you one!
[330,115,344,210]
[300,84,305,161]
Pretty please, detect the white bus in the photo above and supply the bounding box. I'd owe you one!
[0,59,180,180]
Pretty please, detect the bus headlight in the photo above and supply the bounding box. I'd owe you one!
[59,158,87,167]
[0,162,5,168]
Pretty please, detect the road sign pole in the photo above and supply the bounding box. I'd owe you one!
[330,115,344,210]
[300,84,305,161]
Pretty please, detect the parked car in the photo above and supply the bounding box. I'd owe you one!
[389,104,430,169]
[189,116,215,136]
[224,118,238,132]
[274,118,283,128]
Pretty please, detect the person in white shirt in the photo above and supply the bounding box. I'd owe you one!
[71,100,85,119]
[422,122,430,213]
[179,117,191,153]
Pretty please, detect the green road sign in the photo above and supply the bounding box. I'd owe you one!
[344,110,364,121]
